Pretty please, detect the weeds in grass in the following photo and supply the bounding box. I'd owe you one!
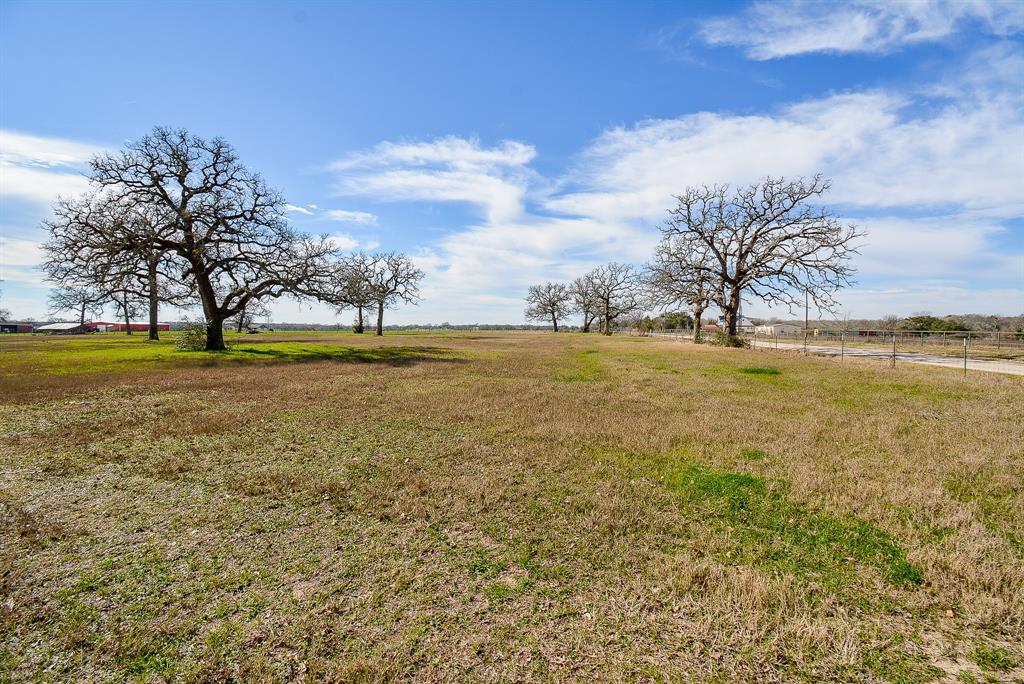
[969,643,1018,672]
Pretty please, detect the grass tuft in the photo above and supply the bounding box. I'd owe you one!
[739,366,782,376]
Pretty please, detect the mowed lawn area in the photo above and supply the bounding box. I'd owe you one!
[1,331,1021,682]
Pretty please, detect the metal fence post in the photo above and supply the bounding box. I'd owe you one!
[891,333,896,369]
[841,331,845,361]
[963,337,968,377]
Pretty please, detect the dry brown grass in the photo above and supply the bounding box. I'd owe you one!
[0,331,1021,682]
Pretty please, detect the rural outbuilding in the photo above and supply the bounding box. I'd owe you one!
[0,322,34,334]
[93,321,170,332]
[35,322,95,335]
[755,323,804,335]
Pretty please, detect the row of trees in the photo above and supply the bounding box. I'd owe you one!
[527,175,864,339]
[41,127,423,349]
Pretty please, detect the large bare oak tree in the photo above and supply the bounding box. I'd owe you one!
[88,127,336,350]
[661,175,863,337]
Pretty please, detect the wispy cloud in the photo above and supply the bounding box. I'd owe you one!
[330,136,537,224]
[698,0,1024,59]
[0,129,101,204]
[324,209,377,225]
[330,46,1023,321]
[284,203,314,215]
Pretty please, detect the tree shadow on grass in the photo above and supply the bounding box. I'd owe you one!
[195,344,464,368]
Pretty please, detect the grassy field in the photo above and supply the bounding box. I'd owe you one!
[1,331,1022,682]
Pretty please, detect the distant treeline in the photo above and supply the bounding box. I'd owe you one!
[163,321,563,332]
[767,313,1024,333]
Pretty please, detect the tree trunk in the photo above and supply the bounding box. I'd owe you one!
[192,267,228,351]
[551,312,558,333]
[123,293,132,335]
[581,311,591,333]
[79,301,86,327]
[147,260,160,340]
[375,301,384,336]
[205,318,226,351]
[693,306,705,343]
[354,305,364,334]
[602,301,612,335]
[724,287,741,337]
[236,315,245,333]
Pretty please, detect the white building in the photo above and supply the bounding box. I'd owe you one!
[755,323,803,336]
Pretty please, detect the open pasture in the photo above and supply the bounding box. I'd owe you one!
[1,331,1021,682]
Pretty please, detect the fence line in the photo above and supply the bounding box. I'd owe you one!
[645,328,1024,376]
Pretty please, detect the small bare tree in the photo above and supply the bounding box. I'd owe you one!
[569,276,600,333]
[48,286,106,326]
[662,175,864,337]
[365,252,424,336]
[338,251,378,333]
[230,299,271,333]
[648,239,717,342]
[525,282,572,332]
[584,263,642,335]
[42,194,189,340]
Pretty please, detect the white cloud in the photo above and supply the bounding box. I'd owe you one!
[331,136,536,224]
[285,203,313,215]
[0,129,101,167]
[324,209,378,225]
[326,233,361,251]
[699,0,1024,59]
[0,129,101,205]
[326,46,1022,323]
[550,84,1024,222]
[0,235,43,267]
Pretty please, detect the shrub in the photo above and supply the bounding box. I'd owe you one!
[708,332,748,347]
[175,322,207,351]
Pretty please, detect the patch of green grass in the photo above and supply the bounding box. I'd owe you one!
[864,643,944,684]
[0,334,459,376]
[607,448,924,592]
[969,643,1018,672]
[738,366,782,376]
[467,548,507,578]
[554,348,604,382]
[740,448,767,461]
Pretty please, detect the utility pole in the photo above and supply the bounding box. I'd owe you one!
[804,290,809,334]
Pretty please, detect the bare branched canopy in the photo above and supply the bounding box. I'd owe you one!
[568,276,600,333]
[86,127,338,349]
[582,262,643,335]
[524,282,572,332]
[647,239,718,340]
[47,286,106,326]
[42,193,189,339]
[361,252,424,336]
[660,175,863,336]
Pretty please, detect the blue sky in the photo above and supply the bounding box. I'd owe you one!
[2,0,1022,324]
